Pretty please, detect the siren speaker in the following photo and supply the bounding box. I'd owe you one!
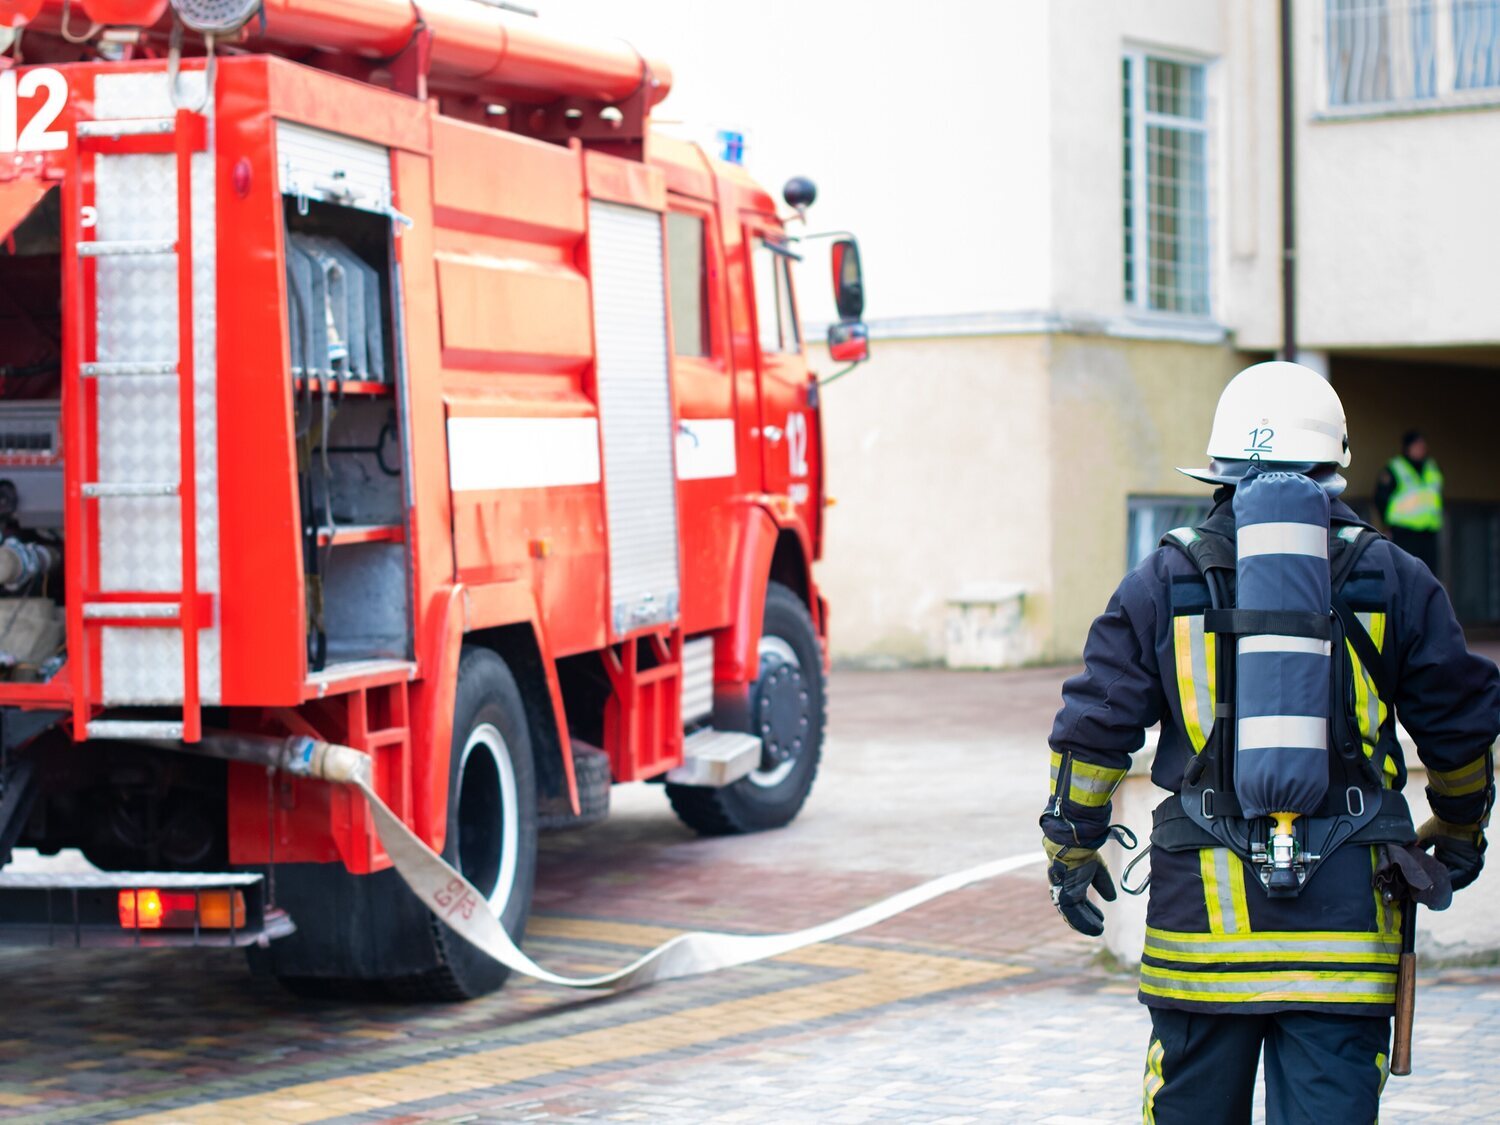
[171,0,260,34]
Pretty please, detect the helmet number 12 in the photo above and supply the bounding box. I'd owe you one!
[1246,427,1275,461]
[0,69,68,154]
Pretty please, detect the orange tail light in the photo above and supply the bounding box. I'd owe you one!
[118,888,247,930]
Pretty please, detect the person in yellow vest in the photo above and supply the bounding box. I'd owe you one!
[1374,430,1444,575]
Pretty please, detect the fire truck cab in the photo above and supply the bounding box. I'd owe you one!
[0,0,868,998]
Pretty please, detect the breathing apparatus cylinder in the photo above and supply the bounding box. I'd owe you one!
[1232,471,1333,889]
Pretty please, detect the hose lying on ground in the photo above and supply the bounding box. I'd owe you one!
[191,734,1044,992]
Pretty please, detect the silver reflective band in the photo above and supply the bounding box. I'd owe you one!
[1238,715,1328,751]
[1239,635,1332,657]
[1237,522,1329,559]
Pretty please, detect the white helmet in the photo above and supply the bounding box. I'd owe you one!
[1178,361,1351,491]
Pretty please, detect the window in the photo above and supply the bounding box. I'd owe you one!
[751,239,800,354]
[666,211,710,358]
[1126,496,1214,571]
[1325,0,1500,108]
[1122,54,1211,318]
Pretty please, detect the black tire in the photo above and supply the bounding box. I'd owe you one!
[384,647,539,1001]
[667,583,826,835]
[538,743,611,831]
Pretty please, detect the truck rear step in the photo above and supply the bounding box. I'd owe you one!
[666,728,762,787]
[0,871,293,948]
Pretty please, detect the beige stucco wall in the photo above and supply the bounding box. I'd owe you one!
[1046,336,1248,658]
[812,335,1054,665]
[812,333,1246,666]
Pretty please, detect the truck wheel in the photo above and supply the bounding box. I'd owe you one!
[667,582,825,835]
[386,647,539,1001]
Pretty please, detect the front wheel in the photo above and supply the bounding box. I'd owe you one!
[668,582,826,835]
[386,646,539,1001]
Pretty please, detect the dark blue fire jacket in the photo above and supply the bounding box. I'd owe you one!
[1042,494,1500,1014]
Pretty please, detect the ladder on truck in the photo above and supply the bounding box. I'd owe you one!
[65,108,211,744]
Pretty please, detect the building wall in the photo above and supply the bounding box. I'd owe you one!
[1046,336,1246,655]
[1233,1,1500,351]
[812,335,1053,664]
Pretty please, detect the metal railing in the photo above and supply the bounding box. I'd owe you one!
[1324,0,1500,109]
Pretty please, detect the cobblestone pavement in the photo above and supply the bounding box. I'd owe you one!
[0,668,1496,1123]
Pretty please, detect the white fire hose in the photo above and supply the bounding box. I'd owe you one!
[198,735,1041,992]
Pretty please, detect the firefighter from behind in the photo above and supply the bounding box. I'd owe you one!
[1040,361,1500,1124]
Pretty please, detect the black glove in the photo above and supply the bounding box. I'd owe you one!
[1418,817,1486,891]
[1045,841,1117,937]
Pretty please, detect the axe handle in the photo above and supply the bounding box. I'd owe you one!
[1391,904,1417,1076]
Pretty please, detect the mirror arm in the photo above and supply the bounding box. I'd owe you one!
[819,360,864,387]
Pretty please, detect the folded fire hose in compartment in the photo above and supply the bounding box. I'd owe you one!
[192,734,1041,992]
[285,234,386,382]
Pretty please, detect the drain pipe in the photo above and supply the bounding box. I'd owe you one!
[1280,0,1298,361]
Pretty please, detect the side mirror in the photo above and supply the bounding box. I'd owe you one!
[827,321,869,365]
[831,238,864,321]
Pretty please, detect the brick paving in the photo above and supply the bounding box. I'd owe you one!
[0,667,1494,1122]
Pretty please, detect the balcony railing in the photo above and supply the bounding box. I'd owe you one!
[1324,0,1500,111]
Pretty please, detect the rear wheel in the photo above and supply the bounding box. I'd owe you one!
[667,583,826,835]
[384,647,538,1001]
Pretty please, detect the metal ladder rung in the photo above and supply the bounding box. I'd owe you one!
[82,362,178,378]
[77,240,177,258]
[82,482,178,498]
[76,117,175,138]
[86,720,185,741]
[83,602,180,621]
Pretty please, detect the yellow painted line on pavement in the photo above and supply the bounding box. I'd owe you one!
[123,920,1027,1124]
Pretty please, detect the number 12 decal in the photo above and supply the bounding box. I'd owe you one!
[1245,426,1275,460]
[787,411,809,479]
[0,69,69,155]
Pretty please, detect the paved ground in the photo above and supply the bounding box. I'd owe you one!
[1,668,1497,1123]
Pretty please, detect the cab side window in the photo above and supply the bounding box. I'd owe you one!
[752,239,800,355]
[666,210,710,358]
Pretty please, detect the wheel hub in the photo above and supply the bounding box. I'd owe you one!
[754,649,810,771]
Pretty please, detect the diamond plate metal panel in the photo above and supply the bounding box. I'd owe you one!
[92,74,220,705]
[588,201,680,636]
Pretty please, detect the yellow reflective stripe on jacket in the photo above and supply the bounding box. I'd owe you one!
[1173,615,1217,753]
[1198,849,1250,935]
[1143,1038,1165,1124]
[1067,758,1127,807]
[1347,612,1398,785]
[1145,926,1401,965]
[1139,964,1397,1005]
[1428,752,1492,798]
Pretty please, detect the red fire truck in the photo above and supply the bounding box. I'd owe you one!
[0,0,868,998]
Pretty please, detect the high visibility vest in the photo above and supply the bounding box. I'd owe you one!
[1385,456,1443,532]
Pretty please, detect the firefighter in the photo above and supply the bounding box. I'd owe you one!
[1040,361,1499,1123]
[1374,430,1443,576]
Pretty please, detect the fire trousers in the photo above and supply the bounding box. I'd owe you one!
[1143,1008,1391,1124]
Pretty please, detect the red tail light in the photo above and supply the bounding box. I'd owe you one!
[118,889,246,930]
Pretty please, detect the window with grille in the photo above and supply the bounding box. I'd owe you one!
[1325,0,1500,108]
[1122,53,1211,318]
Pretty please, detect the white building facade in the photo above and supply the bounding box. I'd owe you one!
[555,0,1500,663]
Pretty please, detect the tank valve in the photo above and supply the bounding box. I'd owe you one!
[1265,811,1301,894]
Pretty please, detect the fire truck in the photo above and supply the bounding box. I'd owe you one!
[0,0,869,998]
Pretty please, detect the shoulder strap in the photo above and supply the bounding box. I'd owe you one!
[1328,526,1396,702]
[1160,523,1235,578]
